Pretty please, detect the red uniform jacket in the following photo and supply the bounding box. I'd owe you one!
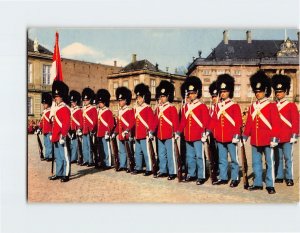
[178,99,210,142]
[134,103,156,140]
[70,106,83,131]
[51,102,70,143]
[82,105,97,134]
[210,99,242,143]
[115,106,135,141]
[208,103,217,136]
[40,108,52,134]
[276,99,299,143]
[97,107,114,137]
[244,98,281,146]
[155,102,179,140]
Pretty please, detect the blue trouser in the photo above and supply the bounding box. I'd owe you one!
[275,142,294,180]
[135,139,152,171]
[44,133,52,159]
[70,137,78,162]
[217,142,239,181]
[118,140,127,168]
[252,146,275,188]
[98,137,111,167]
[186,140,205,179]
[158,138,177,175]
[54,142,70,177]
[82,134,93,164]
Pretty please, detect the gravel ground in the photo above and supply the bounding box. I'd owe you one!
[27,134,299,203]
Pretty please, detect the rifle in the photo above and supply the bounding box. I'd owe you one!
[240,126,249,189]
[124,140,135,172]
[174,138,182,182]
[77,135,83,164]
[51,143,55,176]
[110,137,120,170]
[89,133,98,167]
[206,134,219,184]
[36,133,44,160]
[148,137,158,177]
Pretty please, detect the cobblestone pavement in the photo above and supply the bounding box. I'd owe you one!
[27,134,299,203]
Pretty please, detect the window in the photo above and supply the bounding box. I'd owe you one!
[150,79,156,95]
[123,80,129,88]
[247,85,253,98]
[234,85,241,97]
[133,79,139,87]
[42,65,51,85]
[28,97,33,115]
[217,70,225,75]
[28,63,32,83]
[234,70,241,76]
[203,85,210,97]
[202,70,211,76]
[113,82,118,96]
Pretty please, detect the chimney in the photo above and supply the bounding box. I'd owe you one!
[33,38,39,52]
[132,54,137,63]
[114,60,117,67]
[223,30,228,44]
[246,30,252,43]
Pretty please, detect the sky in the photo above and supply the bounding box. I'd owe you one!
[28,28,299,74]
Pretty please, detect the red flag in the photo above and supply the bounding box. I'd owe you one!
[50,32,63,82]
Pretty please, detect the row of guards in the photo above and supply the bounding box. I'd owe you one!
[35,70,299,194]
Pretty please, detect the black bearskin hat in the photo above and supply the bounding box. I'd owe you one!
[180,81,187,99]
[116,86,132,105]
[69,90,81,105]
[134,83,151,104]
[91,94,97,106]
[96,89,111,107]
[216,74,234,98]
[182,76,202,98]
[271,74,291,95]
[250,70,271,97]
[155,80,175,103]
[82,87,94,101]
[41,92,52,106]
[52,80,69,102]
[209,81,218,97]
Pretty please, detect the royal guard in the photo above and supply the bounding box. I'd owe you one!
[133,83,156,176]
[271,74,299,186]
[113,87,135,172]
[208,81,218,119]
[37,92,53,161]
[210,74,242,187]
[81,87,98,167]
[96,89,115,169]
[177,76,210,185]
[155,80,179,180]
[49,80,71,182]
[69,90,83,163]
[243,70,281,194]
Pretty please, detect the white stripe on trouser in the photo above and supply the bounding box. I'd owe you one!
[202,142,205,178]
[63,143,70,176]
[171,138,177,174]
[235,144,239,180]
[270,148,275,187]
[146,137,152,171]
[291,144,294,179]
[107,140,111,166]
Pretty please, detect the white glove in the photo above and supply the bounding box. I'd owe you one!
[148,132,154,140]
[232,138,240,144]
[121,131,129,138]
[59,135,66,145]
[201,135,207,143]
[76,129,82,136]
[290,137,297,144]
[174,133,180,140]
[104,132,110,140]
[49,135,52,141]
[270,142,278,147]
[35,128,41,135]
[111,133,116,139]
